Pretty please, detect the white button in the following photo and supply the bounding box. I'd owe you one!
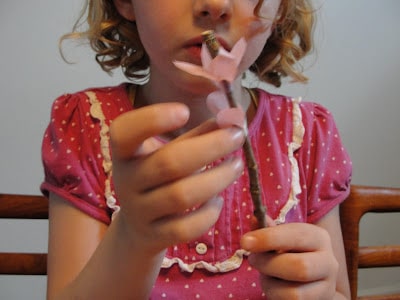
[195,243,207,255]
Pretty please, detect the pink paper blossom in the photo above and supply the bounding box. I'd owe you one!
[173,38,247,129]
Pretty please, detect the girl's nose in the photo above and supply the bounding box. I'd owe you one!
[193,0,233,23]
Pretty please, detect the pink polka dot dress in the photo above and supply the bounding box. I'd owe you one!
[41,83,352,299]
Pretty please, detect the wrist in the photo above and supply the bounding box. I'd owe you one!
[112,209,167,259]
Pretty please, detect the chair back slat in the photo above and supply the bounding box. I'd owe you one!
[0,194,48,219]
[0,253,47,275]
[0,194,49,275]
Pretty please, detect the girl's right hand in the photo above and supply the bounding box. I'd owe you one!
[110,102,245,254]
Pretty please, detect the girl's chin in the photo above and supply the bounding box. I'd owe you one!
[176,72,218,96]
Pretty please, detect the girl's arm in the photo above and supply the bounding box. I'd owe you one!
[241,206,351,299]
[47,192,165,299]
[46,102,245,299]
[316,205,351,299]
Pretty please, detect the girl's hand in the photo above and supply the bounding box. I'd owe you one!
[241,222,339,299]
[110,102,245,254]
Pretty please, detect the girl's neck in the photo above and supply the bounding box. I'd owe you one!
[133,78,252,139]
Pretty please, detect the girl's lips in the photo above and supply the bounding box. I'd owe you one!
[184,45,202,60]
[181,35,231,63]
[184,35,231,51]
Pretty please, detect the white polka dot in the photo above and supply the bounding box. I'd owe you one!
[217,284,222,289]
[184,284,189,289]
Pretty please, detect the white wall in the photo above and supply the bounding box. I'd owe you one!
[1,1,399,298]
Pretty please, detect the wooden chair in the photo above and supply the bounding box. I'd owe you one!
[1,186,399,298]
[0,193,48,275]
[340,185,400,300]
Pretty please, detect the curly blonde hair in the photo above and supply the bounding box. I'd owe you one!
[62,0,315,87]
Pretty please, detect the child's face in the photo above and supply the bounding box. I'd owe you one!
[116,0,281,94]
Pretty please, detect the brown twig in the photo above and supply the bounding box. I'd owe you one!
[202,30,267,228]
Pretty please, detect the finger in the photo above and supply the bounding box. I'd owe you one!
[250,215,276,230]
[249,251,333,282]
[140,157,244,220]
[172,118,219,141]
[241,223,332,253]
[110,103,189,160]
[261,276,330,300]
[134,126,245,191]
[153,196,225,245]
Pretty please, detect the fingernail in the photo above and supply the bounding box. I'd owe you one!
[241,235,257,250]
[229,127,245,143]
[233,157,244,172]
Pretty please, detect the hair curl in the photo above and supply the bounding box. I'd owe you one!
[61,0,315,87]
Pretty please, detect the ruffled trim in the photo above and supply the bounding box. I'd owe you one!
[86,91,120,219]
[275,97,305,224]
[161,249,250,273]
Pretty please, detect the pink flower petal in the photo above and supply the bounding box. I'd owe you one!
[173,61,217,82]
[206,90,229,115]
[216,107,246,129]
[208,55,239,82]
[201,44,213,68]
[230,38,247,66]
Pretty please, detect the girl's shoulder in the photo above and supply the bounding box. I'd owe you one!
[256,88,337,126]
[52,83,131,111]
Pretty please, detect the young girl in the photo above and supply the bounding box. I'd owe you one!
[42,0,352,299]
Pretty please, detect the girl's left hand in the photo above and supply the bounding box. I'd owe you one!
[240,222,339,299]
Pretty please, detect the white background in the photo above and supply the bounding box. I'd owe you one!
[1,0,399,298]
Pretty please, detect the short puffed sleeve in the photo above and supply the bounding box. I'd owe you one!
[41,92,112,224]
[298,102,352,223]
